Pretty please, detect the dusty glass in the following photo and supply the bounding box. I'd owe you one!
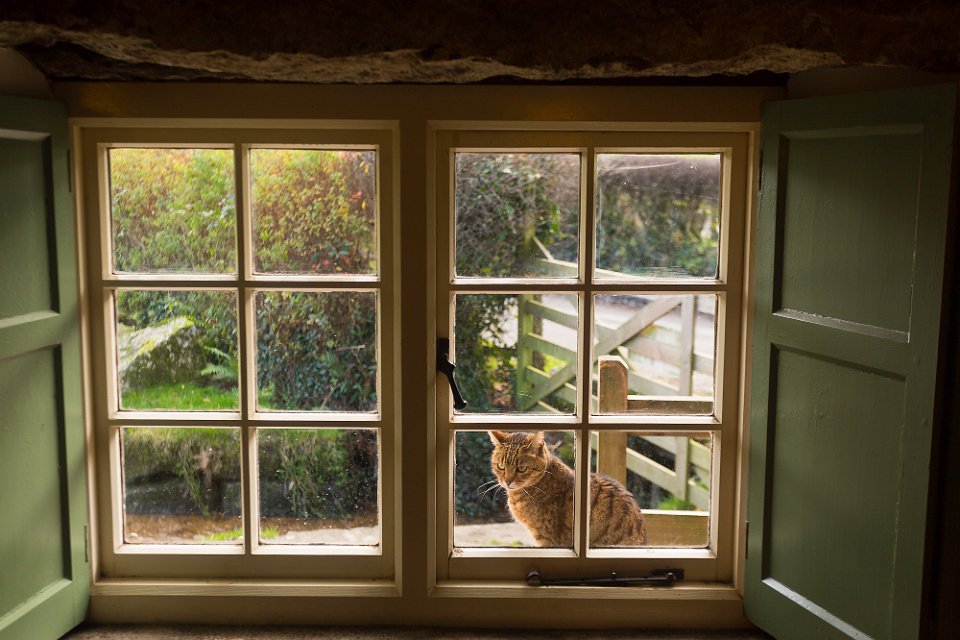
[250,149,377,275]
[453,430,575,549]
[109,148,236,274]
[257,429,379,546]
[592,294,715,416]
[454,293,578,414]
[114,289,239,411]
[595,153,721,279]
[255,290,378,412]
[455,153,580,279]
[589,431,713,548]
[121,427,242,544]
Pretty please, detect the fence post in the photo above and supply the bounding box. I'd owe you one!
[678,296,697,395]
[598,356,628,485]
[675,436,690,503]
[517,294,535,410]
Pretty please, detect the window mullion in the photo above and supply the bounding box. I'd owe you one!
[234,143,256,556]
[575,147,597,560]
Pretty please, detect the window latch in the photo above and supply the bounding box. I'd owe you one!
[437,338,467,410]
[526,568,684,587]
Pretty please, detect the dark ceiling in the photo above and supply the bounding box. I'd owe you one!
[1,1,958,83]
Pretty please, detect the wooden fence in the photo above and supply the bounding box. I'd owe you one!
[513,253,713,544]
[515,257,715,414]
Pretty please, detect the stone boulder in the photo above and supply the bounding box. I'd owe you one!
[117,316,206,391]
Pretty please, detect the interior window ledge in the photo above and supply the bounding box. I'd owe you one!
[430,580,742,600]
[91,578,400,598]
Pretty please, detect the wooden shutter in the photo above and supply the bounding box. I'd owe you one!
[0,96,89,640]
[745,84,957,640]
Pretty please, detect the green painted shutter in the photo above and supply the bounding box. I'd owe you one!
[0,96,89,639]
[745,84,957,640]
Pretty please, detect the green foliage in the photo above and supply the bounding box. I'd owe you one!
[122,428,241,517]
[110,148,236,273]
[656,496,698,511]
[455,153,579,277]
[258,429,378,519]
[455,432,510,522]
[453,154,577,413]
[198,526,278,542]
[595,154,720,277]
[201,346,239,388]
[112,149,379,412]
[256,291,377,411]
[124,423,378,521]
[123,382,239,410]
[251,149,376,274]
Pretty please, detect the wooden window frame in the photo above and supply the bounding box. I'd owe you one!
[78,125,400,584]
[432,128,750,586]
[63,83,776,627]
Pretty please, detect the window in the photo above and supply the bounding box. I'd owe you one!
[434,130,749,583]
[81,127,397,580]
[69,85,768,626]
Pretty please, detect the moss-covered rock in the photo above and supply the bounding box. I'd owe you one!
[117,316,206,391]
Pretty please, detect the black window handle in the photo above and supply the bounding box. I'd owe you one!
[436,338,467,410]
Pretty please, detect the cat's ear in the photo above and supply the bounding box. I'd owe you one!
[489,430,508,445]
[534,431,545,453]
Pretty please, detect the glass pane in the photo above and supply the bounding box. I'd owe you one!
[454,293,578,414]
[250,149,377,275]
[109,148,236,274]
[595,153,721,279]
[592,294,715,415]
[455,153,580,279]
[590,431,712,548]
[258,429,379,546]
[255,291,377,412]
[121,427,242,544]
[454,430,575,548]
[115,290,239,411]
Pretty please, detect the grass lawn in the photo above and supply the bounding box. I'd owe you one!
[122,382,239,410]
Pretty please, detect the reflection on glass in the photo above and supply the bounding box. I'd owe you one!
[595,153,721,279]
[255,291,378,412]
[115,290,238,411]
[257,429,379,546]
[109,148,236,274]
[590,431,712,548]
[454,294,578,414]
[250,149,377,275]
[455,153,580,279]
[454,430,575,548]
[121,427,242,544]
[593,294,715,415]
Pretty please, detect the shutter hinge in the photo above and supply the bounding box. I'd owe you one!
[744,520,749,559]
[757,150,763,194]
[83,525,89,563]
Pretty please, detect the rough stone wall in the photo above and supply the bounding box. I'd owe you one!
[1,1,958,83]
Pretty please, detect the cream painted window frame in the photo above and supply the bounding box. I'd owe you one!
[431,127,752,587]
[78,124,400,583]
[63,83,774,627]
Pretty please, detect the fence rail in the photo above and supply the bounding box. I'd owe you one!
[514,254,713,511]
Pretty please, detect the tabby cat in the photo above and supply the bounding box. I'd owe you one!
[488,430,647,547]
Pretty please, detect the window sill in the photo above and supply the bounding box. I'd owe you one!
[430,579,741,600]
[91,578,401,598]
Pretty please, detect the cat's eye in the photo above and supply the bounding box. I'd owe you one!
[516,465,528,473]
[497,462,505,470]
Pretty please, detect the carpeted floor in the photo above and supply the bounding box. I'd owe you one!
[63,625,773,639]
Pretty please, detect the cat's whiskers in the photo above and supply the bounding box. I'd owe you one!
[477,481,504,503]
[475,479,499,493]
